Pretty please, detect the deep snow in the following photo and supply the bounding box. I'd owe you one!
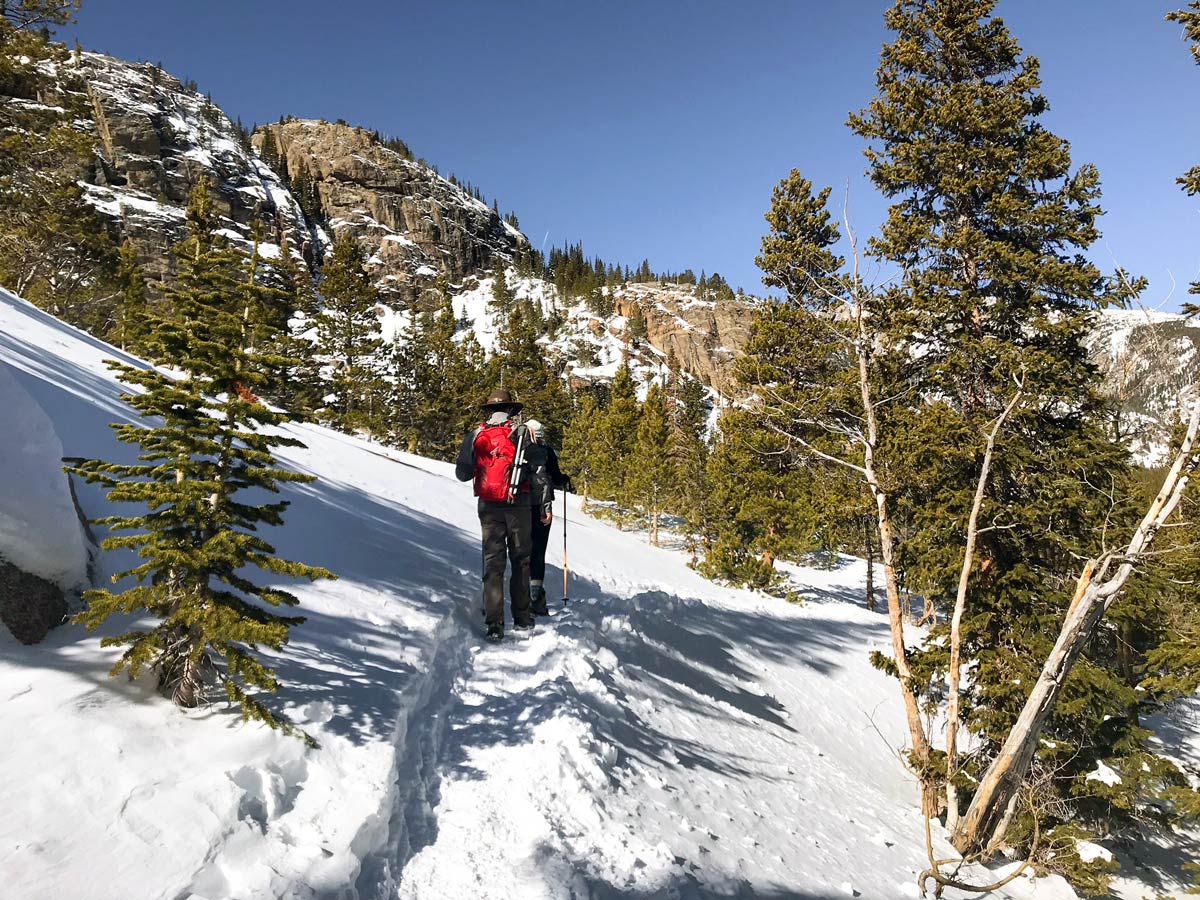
[0,285,1136,900]
[0,360,88,590]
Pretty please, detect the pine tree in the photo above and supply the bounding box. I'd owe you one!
[844,0,1178,870]
[630,382,671,544]
[114,239,148,353]
[0,10,120,328]
[668,376,711,565]
[626,302,648,343]
[415,296,490,458]
[263,234,323,415]
[490,262,517,325]
[702,406,819,589]
[65,180,334,740]
[592,364,641,523]
[313,234,384,433]
[494,297,570,444]
[562,390,602,510]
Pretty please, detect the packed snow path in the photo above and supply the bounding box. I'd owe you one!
[0,288,1077,900]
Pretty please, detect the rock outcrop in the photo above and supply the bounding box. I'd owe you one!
[0,559,67,645]
[612,283,758,396]
[254,120,522,308]
[71,53,314,281]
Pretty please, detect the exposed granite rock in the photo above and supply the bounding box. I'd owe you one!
[611,283,758,396]
[0,558,67,645]
[255,120,522,309]
[67,53,315,282]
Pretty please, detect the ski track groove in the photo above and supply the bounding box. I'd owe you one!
[351,600,476,899]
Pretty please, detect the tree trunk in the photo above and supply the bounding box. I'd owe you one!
[871,480,939,815]
[952,561,1102,853]
[863,518,875,612]
[946,389,1022,834]
[953,396,1200,854]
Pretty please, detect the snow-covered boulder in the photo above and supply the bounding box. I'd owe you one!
[0,361,89,643]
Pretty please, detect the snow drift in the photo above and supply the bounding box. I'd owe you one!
[0,359,88,591]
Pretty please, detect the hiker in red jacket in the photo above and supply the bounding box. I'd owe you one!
[454,387,551,642]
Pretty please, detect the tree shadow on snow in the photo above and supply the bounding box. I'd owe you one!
[438,570,883,785]
[538,861,848,900]
[250,475,486,746]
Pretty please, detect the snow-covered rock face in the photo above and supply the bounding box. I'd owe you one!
[255,120,521,308]
[0,357,89,643]
[0,360,89,594]
[1085,308,1200,466]
[70,52,314,279]
[611,282,757,396]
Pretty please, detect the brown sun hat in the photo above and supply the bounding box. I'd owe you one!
[481,386,523,413]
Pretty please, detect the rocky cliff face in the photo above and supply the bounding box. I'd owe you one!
[69,53,314,281]
[254,120,521,309]
[1085,308,1200,466]
[611,283,756,396]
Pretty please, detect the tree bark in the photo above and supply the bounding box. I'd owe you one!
[945,388,1023,834]
[952,396,1200,855]
[863,517,875,612]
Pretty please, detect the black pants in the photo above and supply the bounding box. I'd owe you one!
[480,503,532,626]
[530,509,551,584]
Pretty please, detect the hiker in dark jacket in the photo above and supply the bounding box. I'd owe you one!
[455,387,551,642]
[523,419,571,615]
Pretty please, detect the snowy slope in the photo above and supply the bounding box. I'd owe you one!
[0,287,1082,900]
[0,361,88,590]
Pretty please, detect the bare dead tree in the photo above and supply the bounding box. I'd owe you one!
[944,381,1025,834]
[951,392,1200,855]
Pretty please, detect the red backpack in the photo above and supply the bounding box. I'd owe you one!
[473,423,526,502]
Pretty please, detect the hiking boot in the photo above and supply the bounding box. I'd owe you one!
[485,623,504,642]
[530,586,549,617]
[512,617,536,631]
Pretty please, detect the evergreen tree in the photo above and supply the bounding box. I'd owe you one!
[490,262,517,325]
[114,239,148,353]
[261,235,323,415]
[591,364,641,523]
[626,302,648,343]
[493,297,569,443]
[587,285,614,319]
[417,296,490,457]
[0,10,120,329]
[66,180,334,739]
[631,382,671,544]
[562,390,602,510]
[668,376,711,565]
[702,406,818,588]
[844,0,1178,871]
[313,234,384,433]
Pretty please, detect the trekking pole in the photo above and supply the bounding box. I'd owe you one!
[507,423,527,503]
[562,489,569,606]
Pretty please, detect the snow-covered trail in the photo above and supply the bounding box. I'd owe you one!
[0,288,1076,900]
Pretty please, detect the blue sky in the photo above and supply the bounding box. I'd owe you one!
[64,1,1200,308]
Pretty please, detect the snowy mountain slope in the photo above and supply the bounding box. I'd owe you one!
[69,52,317,276]
[1085,308,1200,466]
[254,119,520,310]
[0,287,1089,900]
